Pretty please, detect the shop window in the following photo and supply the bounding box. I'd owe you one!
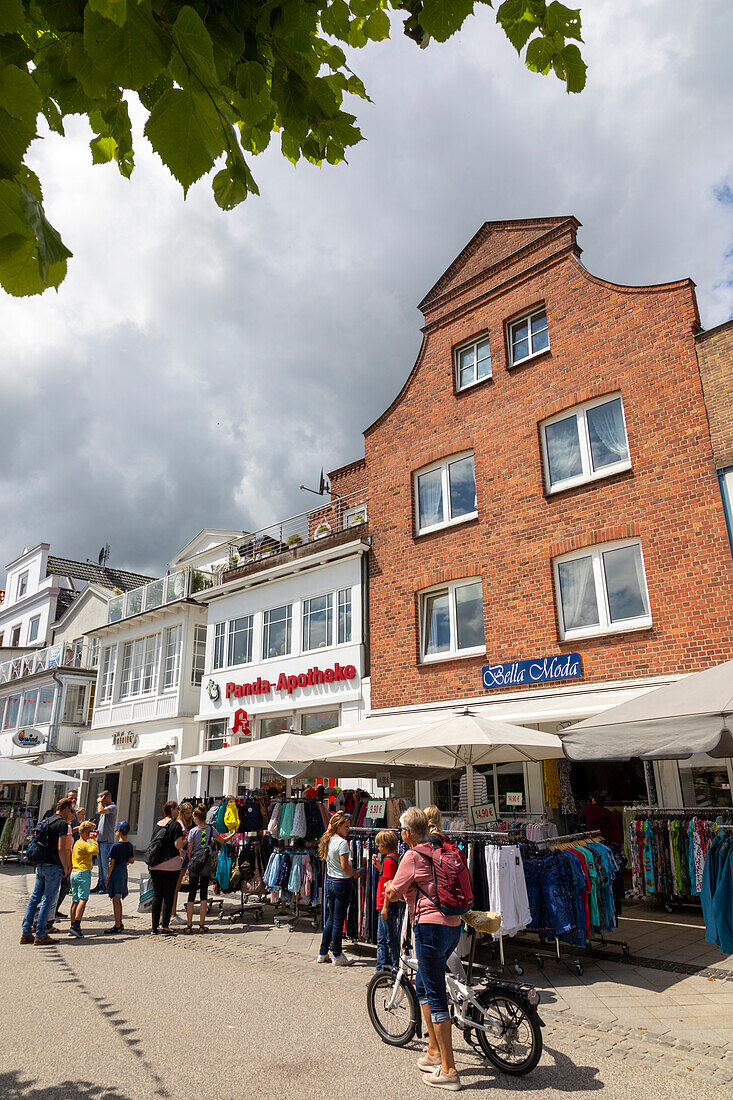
[63,684,86,725]
[301,709,340,735]
[99,644,116,702]
[3,693,21,729]
[455,336,491,391]
[128,761,144,833]
[36,687,55,724]
[337,588,352,644]
[162,625,182,690]
[302,593,333,651]
[554,539,651,641]
[28,616,40,644]
[191,624,207,685]
[206,719,228,751]
[420,579,485,663]
[415,452,477,535]
[541,394,630,493]
[679,765,733,808]
[508,307,549,365]
[263,604,292,659]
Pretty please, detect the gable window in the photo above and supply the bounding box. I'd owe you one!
[192,624,207,686]
[415,453,477,535]
[303,594,333,651]
[163,625,182,690]
[28,616,40,644]
[99,645,116,702]
[263,604,292,659]
[456,337,491,391]
[338,588,352,644]
[509,307,549,365]
[420,579,485,662]
[542,394,630,492]
[554,539,651,641]
[17,572,28,599]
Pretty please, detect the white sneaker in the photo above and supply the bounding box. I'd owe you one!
[332,953,353,966]
[316,953,331,964]
[171,916,186,926]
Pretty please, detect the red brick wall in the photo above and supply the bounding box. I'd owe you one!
[365,225,733,711]
[696,320,733,469]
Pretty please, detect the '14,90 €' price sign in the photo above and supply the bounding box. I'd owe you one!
[470,802,497,825]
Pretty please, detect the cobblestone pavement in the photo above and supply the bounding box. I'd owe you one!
[3,864,733,1097]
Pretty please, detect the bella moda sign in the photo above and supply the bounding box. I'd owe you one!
[482,654,582,689]
[226,662,357,700]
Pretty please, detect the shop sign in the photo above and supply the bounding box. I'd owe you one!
[366,799,386,819]
[231,709,252,737]
[377,772,391,789]
[12,729,47,747]
[471,802,497,825]
[482,653,582,689]
[206,679,221,702]
[112,731,139,749]
[225,662,358,700]
[505,792,524,807]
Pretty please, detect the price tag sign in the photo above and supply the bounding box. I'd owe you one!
[505,792,524,807]
[377,772,391,789]
[366,799,386,819]
[470,802,497,825]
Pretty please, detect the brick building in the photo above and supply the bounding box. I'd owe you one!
[340,216,733,816]
[696,318,733,553]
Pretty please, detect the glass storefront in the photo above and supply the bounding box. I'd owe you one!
[679,764,733,808]
[127,761,144,833]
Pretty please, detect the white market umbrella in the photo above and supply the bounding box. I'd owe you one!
[178,733,442,781]
[563,659,733,761]
[0,757,78,784]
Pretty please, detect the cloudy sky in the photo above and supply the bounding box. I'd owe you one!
[1,0,732,580]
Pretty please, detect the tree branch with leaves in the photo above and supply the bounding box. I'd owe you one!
[0,0,586,296]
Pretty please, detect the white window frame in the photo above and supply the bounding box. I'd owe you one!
[10,625,21,647]
[27,615,40,644]
[62,683,86,725]
[212,621,226,670]
[191,624,207,686]
[455,335,492,392]
[36,686,56,725]
[419,578,486,664]
[302,593,333,652]
[17,571,28,599]
[508,307,549,366]
[541,393,631,494]
[343,503,368,528]
[99,644,116,702]
[414,451,477,536]
[553,539,652,642]
[337,588,352,645]
[227,615,254,668]
[162,625,182,691]
[119,633,159,699]
[262,604,293,661]
[20,688,39,726]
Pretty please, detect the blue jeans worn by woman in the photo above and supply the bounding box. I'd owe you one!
[319,876,352,958]
[414,923,462,1023]
[376,904,402,970]
[22,863,63,939]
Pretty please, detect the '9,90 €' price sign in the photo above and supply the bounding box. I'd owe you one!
[366,799,387,819]
[470,802,497,826]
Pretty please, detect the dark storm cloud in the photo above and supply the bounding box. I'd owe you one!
[0,0,732,579]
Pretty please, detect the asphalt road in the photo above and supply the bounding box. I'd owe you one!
[0,865,724,1100]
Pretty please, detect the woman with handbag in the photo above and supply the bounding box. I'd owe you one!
[185,804,219,934]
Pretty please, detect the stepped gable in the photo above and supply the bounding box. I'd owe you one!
[418,216,580,314]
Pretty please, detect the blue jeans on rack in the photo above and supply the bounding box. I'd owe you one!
[319,876,352,958]
[376,904,402,969]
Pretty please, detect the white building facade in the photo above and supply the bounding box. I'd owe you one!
[195,530,371,798]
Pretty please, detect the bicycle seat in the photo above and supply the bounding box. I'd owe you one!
[462,909,501,935]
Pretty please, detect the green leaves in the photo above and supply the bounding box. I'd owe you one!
[144,88,227,194]
[0,0,587,297]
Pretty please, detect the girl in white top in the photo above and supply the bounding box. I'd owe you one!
[317,811,363,966]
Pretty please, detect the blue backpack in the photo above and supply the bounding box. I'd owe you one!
[26,818,52,864]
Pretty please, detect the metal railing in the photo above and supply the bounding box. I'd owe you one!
[0,638,99,684]
[107,566,216,624]
[223,489,368,573]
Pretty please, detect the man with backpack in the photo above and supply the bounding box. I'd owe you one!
[383,807,473,1092]
[21,797,75,945]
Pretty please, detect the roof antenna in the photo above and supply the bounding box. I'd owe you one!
[299,468,329,498]
[98,544,110,566]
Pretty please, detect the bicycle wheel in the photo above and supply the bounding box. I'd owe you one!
[366,971,419,1046]
[470,989,542,1076]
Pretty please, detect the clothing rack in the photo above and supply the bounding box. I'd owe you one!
[630,806,733,818]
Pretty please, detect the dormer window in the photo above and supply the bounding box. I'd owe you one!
[509,308,549,365]
[455,337,491,391]
[17,571,28,599]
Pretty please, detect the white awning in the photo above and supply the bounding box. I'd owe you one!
[39,745,171,773]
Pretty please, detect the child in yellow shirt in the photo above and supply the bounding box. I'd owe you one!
[70,821,98,938]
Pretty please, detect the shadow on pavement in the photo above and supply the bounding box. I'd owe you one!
[459,1044,605,1091]
[0,1072,131,1100]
